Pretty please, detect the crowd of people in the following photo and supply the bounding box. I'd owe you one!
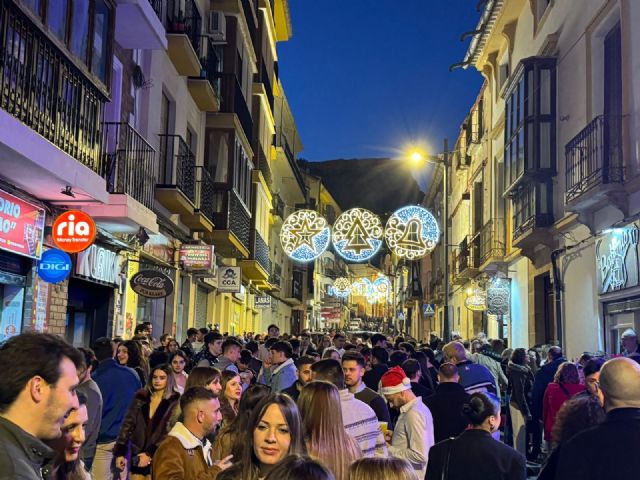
[1,323,640,479]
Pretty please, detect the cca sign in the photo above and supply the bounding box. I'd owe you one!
[53,210,96,253]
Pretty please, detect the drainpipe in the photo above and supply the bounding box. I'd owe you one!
[550,248,566,349]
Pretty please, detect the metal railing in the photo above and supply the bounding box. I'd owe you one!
[102,122,156,209]
[193,37,220,98]
[166,0,202,53]
[252,229,271,274]
[457,234,481,274]
[261,61,274,110]
[565,114,624,203]
[479,219,505,264]
[196,167,215,222]
[272,194,285,219]
[229,190,251,251]
[512,183,553,239]
[157,134,196,203]
[149,0,163,21]
[0,1,104,174]
[216,73,253,141]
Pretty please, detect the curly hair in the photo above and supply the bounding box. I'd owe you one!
[554,362,580,384]
[551,394,605,447]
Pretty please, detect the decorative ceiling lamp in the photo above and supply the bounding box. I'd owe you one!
[384,205,439,260]
[280,209,330,262]
[332,208,384,262]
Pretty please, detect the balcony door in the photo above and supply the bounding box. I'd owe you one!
[603,22,622,178]
[158,92,171,183]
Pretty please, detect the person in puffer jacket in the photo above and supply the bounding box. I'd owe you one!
[507,348,534,457]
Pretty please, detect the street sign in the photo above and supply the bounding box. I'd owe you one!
[422,303,436,316]
[218,266,241,293]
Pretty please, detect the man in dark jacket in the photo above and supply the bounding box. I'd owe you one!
[530,346,564,457]
[180,327,198,360]
[363,346,389,391]
[555,357,640,479]
[0,333,84,480]
[282,356,314,401]
[343,352,391,423]
[423,362,470,443]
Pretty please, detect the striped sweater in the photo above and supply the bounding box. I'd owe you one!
[339,389,388,458]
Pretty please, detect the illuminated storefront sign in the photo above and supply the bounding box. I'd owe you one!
[596,224,640,294]
[179,245,215,271]
[487,278,511,316]
[0,188,45,259]
[52,210,96,253]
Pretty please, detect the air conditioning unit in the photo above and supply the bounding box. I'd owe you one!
[208,11,226,43]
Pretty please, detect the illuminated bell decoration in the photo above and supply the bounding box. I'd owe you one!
[332,277,352,298]
[384,206,439,260]
[465,286,487,312]
[280,209,331,262]
[332,208,384,262]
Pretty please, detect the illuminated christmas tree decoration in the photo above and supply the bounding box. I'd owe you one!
[384,206,439,260]
[332,208,384,262]
[332,277,352,298]
[280,210,331,262]
[465,285,487,311]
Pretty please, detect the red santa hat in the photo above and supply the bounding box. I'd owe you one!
[380,366,412,395]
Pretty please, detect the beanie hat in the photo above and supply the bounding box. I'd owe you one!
[380,366,412,395]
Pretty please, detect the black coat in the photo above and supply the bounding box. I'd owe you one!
[554,408,640,479]
[507,362,534,417]
[423,382,470,444]
[425,429,527,480]
[363,363,388,391]
[531,357,565,420]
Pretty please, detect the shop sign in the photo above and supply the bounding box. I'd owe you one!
[75,244,119,285]
[218,266,241,293]
[255,295,271,308]
[130,270,174,298]
[52,210,96,253]
[179,245,215,271]
[37,249,72,284]
[596,224,640,294]
[33,277,49,332]
[0,188,45,259]
[487,278,511,316]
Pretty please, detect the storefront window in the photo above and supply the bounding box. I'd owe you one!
[0,277,25,341]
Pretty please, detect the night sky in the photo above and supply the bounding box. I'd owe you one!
[278,0,485,163]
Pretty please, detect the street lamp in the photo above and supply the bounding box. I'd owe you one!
[407,139,451,342]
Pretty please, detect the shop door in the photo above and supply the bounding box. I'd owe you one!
[194,285,208,329]
[66,278,112,347]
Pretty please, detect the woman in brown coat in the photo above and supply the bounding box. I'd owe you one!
[114,363,180,479]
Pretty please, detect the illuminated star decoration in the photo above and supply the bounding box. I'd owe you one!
[384,205,440,260]
[280,210,331,262]
[332,277,351,298]
[332,208,384,262]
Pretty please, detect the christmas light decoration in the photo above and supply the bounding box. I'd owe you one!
[332,277,351,298]
[487,277,511,315]
[373,275,392,301]
[332,208,384,262]
[384,206,439,260]
[465,284,487,311]
[280,210,331,262]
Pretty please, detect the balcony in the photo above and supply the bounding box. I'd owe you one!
[182,167,215,232]
[0,1,109,203]
[272,194,285,220]
[260,61,274,111]
[166,0,202,77]
[207,189,251,258]
[455,235,481,280]
[217,73,253,143]
[512,182,554,257]
[479,219,506,272]
[155,134,196,215]
[188,38,221,112]
[80,122,158,233]
[241,229,271,288]
[565,115,628,226]
[114,0,167,49]
[269,263,282,292]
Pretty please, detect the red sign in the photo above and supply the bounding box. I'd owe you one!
[179,245,215,270]
[0,189,45,259]
[52,210,96,253]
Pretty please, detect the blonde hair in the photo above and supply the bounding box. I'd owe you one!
[298,381,361,480]
[348,457,418,480]
[443,341,467,363]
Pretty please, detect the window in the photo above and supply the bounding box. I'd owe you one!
[47,0,68,42]
[232,138,253,208]
[24,0,41,14]
[503,57,556,193]
[511,181,553,239]
[91,0,111,82]
[70,0,90,61]
[204,129,229,183]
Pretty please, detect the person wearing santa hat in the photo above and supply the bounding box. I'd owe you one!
[380,366,434,478]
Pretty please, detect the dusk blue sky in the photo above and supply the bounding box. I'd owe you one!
[277,0,485,163]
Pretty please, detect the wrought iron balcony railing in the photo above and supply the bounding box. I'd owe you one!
[149,0,163,21]
[479,218,505,264]
[157,134,196,203]
[166,0,202,53]
[102,122,156,209]
[565,114,624,203]
[272,194,285,219]
[260,61,274,110]
[197,167,215,222]
[216,73,253,141]
[252,229,271,275]
[212,189,251,252]
[456,234,480,274]
[193,37,221,97]
[0,1,104,173]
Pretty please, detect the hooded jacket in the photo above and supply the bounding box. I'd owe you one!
[507,362,534,417]
[152,422,222,480]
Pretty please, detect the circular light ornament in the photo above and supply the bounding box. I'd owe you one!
[384,205,440,260]
[332,208,384,262]
[280,209,331,262]
[465,285,487,312]
[332,277,351,298]
[373,275,391,301]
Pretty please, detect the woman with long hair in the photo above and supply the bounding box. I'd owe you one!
[542,362,585,442]
[117,340,148,385]
[213,384,271,460]
[348,457,418,480]
[297,381,361,480]
[425,392,527,480]
[219,370,243,426]
[114,364,180,479]
[185,366,222,394]
[507,347,534,456]
[45,392,91,479]
[169,350,189,394]
[217,393,306,480]
[264,454,335,480]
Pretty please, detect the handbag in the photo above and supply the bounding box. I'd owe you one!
[441,437,455,480]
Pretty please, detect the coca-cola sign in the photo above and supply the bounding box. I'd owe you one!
[130,270,174,298]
